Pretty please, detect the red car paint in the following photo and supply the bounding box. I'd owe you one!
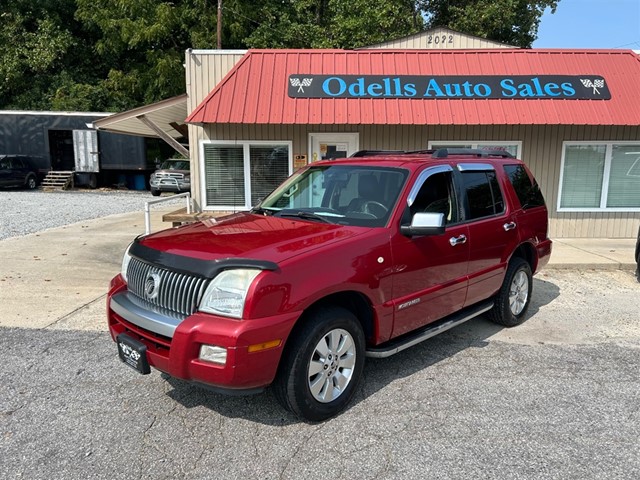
[107,152,552,393]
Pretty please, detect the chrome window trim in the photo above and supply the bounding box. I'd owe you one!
[407,165,454,207]
[457,163,494,172]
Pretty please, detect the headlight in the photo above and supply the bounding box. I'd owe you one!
[121,243,133,283]
[199,269,261,318]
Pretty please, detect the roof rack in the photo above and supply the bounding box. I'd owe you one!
[350,150,406,157]
[348,148,514,159]
[431,148,514,158]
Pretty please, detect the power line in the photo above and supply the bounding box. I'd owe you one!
[612,40,640,48]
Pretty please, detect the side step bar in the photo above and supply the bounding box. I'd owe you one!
[365,301,494,358]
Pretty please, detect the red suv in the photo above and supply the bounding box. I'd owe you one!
[108,149,552,421]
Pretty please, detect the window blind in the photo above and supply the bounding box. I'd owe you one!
[203,144,245,207]
[249,145,290,206]
[606,145,640,208]
[560,145,605,208]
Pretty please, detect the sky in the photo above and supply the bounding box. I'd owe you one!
[533,0,640,49]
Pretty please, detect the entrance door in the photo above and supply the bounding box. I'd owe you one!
[309,133,359,162]
[48,130,75,171]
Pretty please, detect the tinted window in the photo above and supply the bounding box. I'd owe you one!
[461,171,504,220]
[504,164,545,209]
[409,171,458,224]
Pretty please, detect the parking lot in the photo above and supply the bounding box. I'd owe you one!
[1,191,639,479]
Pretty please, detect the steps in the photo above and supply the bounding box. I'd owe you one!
[41,171,74,190]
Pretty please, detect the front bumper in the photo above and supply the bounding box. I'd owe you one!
[107,276,299,391]
[150,178,190,193]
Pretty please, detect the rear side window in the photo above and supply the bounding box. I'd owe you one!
[461,171,505,220]
[504,164,546,209]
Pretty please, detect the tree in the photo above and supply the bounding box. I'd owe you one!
[74,0,216,109]
[237,0,423,49]
[0,0,559,112]
[420,0,559,48]
[0,1,76,109]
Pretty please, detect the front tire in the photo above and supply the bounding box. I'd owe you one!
[489,257,533,327]
[150,189,161,196]
[273,307,365,422]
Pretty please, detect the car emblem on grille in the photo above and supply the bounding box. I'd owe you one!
[144,272,161,300]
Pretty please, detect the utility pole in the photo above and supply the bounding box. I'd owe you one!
[217,0,222,49]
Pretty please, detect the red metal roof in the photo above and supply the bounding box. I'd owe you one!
[186,49,640,126]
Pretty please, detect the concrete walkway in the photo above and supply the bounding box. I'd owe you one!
[0,210,637,331]
[551,237,637,271]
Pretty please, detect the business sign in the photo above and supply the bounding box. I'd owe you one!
[288,75,610,100]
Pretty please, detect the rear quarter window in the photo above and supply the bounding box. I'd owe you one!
[504,164,546,209]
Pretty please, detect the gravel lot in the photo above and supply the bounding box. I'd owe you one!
[0,189,185,240]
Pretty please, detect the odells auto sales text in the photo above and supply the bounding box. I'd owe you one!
[321,77,577,99]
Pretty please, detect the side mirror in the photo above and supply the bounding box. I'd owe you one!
[400,212,445,237]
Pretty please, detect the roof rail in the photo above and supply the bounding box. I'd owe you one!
[349,150,406,157]
[349,148,515,159]
[431,148,514,159]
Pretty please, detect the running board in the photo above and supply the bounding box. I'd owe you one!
[365,301,494,358]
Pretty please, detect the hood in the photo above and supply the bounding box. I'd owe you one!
[138,212,367,264]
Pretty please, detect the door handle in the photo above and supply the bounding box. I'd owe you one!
[503,222,517,231]
[449,234,467,246]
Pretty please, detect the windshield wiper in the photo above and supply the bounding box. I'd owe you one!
[276,211,335,224]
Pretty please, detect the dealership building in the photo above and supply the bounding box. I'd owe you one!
[94,28,640,238]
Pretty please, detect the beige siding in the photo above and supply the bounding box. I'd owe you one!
[364,28,515,50]
[186,50,245,210]
[197,123,640,238]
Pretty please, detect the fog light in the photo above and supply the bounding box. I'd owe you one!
[199,344,227,365]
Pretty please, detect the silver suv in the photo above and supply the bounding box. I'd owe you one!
[150,159,190,196]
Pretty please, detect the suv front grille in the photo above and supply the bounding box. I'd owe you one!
[156,172,184,180]
[126,257,208,318]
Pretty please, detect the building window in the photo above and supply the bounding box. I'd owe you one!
[202,141,292,210]
[559,142,640,211]
[428,141,522,158]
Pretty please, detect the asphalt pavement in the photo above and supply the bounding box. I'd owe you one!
[1,202,639,479]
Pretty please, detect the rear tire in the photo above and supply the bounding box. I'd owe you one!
[25,175,37,190]
[273,307,365,422]
[489,257,533,327]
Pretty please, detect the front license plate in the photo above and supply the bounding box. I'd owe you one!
[117,333,151,375]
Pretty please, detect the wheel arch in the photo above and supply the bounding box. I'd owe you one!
[280,290,376,358]
[510,241,537,272]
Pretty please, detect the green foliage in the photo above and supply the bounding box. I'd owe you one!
[421,0,558,48]
[244,0,422,48]
[0,0,559,112]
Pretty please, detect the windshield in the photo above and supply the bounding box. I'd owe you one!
[257,165,408,227]
[159,160,190,170]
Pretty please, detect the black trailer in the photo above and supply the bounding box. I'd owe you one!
[0,111,173,189]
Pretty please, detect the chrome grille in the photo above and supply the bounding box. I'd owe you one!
[157,172,184,180]
[126,257,208,318]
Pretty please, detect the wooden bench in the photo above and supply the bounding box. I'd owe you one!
[162,208,231,227]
